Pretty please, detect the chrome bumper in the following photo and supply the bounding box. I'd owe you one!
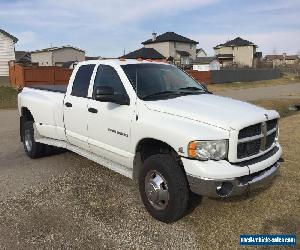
[187,160,281,198]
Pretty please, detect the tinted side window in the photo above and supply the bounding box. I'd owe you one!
[94,65,127,95]
[71,64,95,97]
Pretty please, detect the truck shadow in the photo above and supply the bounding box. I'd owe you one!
[185,192,203,216]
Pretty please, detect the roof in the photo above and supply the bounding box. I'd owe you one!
[0,28,18,43]
[31,45,85,53]
[196,48,207,54]
[176,50,190,57]
[193,56,218,64]
[265,54,299,60]
[121,47,165,59]
[216,54,234,58]
[15,51,31,63]
[214,37,257,49]
[142,32,198,45]
[254,52,262,58]
[85,56,102,60]
[285,55,299,60]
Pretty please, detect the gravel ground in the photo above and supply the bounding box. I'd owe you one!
[0,109,299,249]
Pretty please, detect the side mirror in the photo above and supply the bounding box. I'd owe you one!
[94,86,130,105]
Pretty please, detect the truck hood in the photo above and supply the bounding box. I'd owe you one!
[145,94,279,131]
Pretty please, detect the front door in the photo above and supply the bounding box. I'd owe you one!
[64,64,95,149]
[87,64,134,167]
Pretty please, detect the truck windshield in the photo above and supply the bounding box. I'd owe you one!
[121,64,205,100]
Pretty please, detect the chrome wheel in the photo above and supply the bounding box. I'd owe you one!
[24,129,33,152]
[145,170,169,210]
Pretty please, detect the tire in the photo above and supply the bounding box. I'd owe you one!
[22,121,45,159]
[139,154,189,223]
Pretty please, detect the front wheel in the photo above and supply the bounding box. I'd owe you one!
[139,154,189,223]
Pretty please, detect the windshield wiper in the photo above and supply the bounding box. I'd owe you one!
[142,91,178,100]
[177,86,204,92]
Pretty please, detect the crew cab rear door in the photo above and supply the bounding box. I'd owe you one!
[87,64,134,167]
[64,64,95,149]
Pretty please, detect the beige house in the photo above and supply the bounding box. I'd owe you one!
[31,45,85,66]
[0,29,18,76]
[142,32,198,66]
[214,37,260,68]
[196,48,207,57]
[264,53,299,67]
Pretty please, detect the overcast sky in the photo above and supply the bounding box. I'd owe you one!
[1,0,300,57]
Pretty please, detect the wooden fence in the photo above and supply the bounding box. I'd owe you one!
[9,63,72,89]
[185,70,211,84]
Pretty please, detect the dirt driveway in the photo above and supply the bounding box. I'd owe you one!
[0,109,299,249]
[214,82,300,101]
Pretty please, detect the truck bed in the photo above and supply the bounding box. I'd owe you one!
[29,85,67,93]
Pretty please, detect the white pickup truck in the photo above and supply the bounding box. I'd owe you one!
[18,59,283,222]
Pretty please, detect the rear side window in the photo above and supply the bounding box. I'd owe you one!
[94,65,127,95]
[71,64,95,97]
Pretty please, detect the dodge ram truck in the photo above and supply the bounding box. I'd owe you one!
[18,59,283,223]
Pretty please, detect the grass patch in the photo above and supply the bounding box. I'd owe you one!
[249,98,300,118]
[0,86,18,109]
[208,74,298,92]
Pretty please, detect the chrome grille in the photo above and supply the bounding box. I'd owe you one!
[237,119,278,159]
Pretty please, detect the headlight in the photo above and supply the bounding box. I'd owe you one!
[188,140,228,161]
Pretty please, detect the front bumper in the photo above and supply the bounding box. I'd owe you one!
[187,161,281,197]
[183,145,282,198]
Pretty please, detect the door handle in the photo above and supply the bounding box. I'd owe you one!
[88,107,98,113]
[65,102,72,107]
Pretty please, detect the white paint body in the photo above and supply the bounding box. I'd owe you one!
[18,60,281,181]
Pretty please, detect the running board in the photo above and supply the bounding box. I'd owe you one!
[36,137,133,179]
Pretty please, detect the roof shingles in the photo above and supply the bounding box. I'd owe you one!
[142,32,198,45]
[121,47,165,60]
[214,37,256,49]
[0,28,18,43]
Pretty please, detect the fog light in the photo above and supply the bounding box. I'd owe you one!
[216,182,233,197]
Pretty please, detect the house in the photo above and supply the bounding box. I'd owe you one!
[214,37,260,68]
[55,61,78,69]
[192,57,220,71]
[0,29,18,76]
[31,45,85,66]
[264,53,299,67]
[121,47,165,60]
[142,32,198,66]
[15,51,31,63]
[196,48,207,58]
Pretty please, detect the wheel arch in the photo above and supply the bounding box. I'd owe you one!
[133,137,185,182]
[20,107,34,142]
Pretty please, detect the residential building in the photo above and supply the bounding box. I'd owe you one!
[15,51,31,63]
[214,37,260,68]
[196,48,207,57]
[192,57,220,71]
[0,29,18,76]
[264,53,300,67]
[31,45,85,66]
[122,47,165,60]
[142,32,198,66]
